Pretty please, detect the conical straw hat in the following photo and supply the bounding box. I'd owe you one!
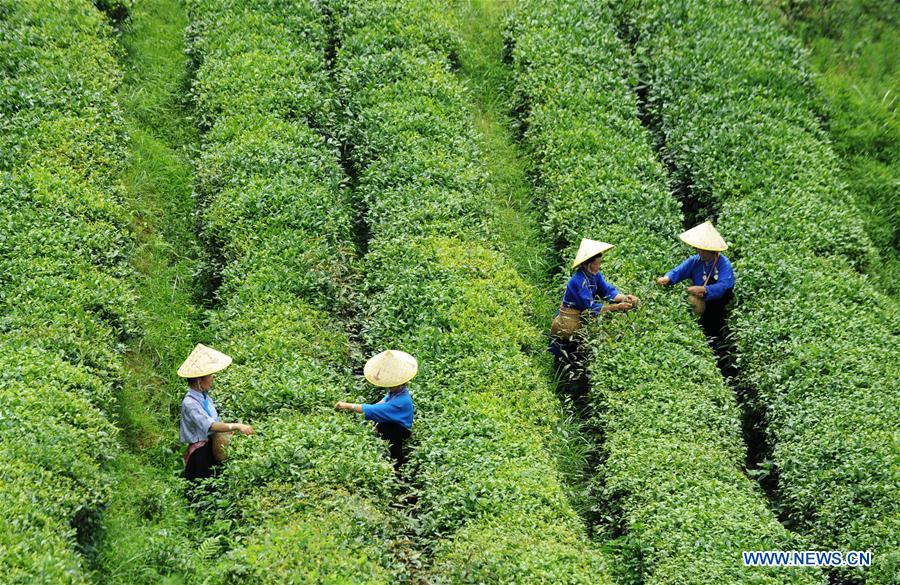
[572,238,615,268]
[177,344,232,378]
[364,350,418,388]
[679,221,728,251]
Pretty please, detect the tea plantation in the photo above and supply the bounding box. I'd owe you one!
[1,0,895,583]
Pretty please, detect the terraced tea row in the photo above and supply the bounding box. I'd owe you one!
[186,0,402,580]
[0,0,135,581]
[332,0,611,581]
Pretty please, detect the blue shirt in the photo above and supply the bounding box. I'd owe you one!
[561,268,621,317]
[666,253,735,301]
[362,386,414,430]
[180,388,220,444]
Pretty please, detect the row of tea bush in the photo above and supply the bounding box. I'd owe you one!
[332,0,612,581]
[0,0,136,581]
[187,0,404,581]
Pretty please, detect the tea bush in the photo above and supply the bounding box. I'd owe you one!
[507,1,825,583]
[187,0,403,580]
[0,1,136,580]
[768,0,900,295]
[332,0,612,581]
[616,1,899,579]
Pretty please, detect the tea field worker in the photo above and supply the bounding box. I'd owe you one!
[550,238,637,342]
[549,238,637,399]
[335,350,416,471]
[178,344,253,483]
[656,221,735,341]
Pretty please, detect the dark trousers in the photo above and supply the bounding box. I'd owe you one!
[184,441,220,483]
[549,337,590,411]
[699,289,735,376]
[375,422,411,471]
[699,289,734,344]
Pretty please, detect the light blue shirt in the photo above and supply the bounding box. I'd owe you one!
[666,253,735,301]
[362,386,414,430]
[180,388,220,444]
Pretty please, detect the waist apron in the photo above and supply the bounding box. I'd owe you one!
[184,440,220,482]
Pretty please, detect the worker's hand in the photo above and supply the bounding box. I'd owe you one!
[687,285,706,298]
[612,302,633,312]
[236,424,254,436]
[656,276,670,286]
[625,294,639,306]
[334,401,346,411]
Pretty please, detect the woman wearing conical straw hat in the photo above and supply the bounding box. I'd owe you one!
[335,350,416,471]
[178,344,253,482]
[657,221,735,343]
[550,238,638,339]
[549,238,638,395]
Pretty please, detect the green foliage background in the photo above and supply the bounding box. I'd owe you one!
[1,0,895,583]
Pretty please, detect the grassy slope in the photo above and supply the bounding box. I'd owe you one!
[116,0,202,452]
[450,0,594,516]
[767,0,899,295]
[92,0,203,581]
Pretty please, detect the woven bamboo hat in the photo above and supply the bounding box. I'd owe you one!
[572,238,615,268]
[364,350,418,388]
[679,221,728,252]
[177,344,232,378]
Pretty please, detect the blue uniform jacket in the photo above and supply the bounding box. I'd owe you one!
[561,268,620,317]
[362,386,414,430]
[666,253,735,301]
